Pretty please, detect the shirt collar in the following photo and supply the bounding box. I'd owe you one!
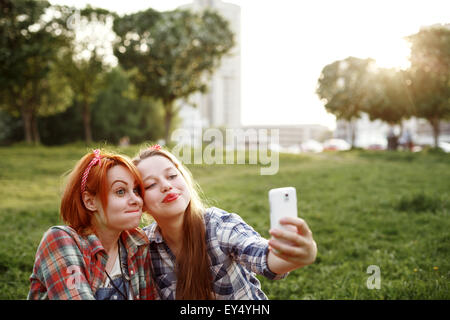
[84,228,149,259]
[85,233,105,257]
[120,228,149,257]
[146,223,165,244]
[53,226,106,258]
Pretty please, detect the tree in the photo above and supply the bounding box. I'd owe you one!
[91,67,165,144]
[54,6,117,144]
[0,0,72,144]
[365,68,415,149]
[406,25,450,148]
[0,109,23,145]
[114,8,235,143]
[316,57,375,147]
[366,68,414,125]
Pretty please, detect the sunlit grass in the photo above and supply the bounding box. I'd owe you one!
[0,145,448,299]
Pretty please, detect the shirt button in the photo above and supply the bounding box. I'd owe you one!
[130,270,134,275]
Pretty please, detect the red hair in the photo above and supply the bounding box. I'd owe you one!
[60,150,144,236]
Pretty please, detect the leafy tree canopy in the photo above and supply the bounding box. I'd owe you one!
[113,8,235,141]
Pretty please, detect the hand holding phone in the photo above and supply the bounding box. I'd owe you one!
[267,187,317,273]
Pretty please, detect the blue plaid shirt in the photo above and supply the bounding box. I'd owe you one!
[143,207,288,300]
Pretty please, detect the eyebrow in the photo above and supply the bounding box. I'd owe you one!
[143,167,174,180]
[110,180,131,188]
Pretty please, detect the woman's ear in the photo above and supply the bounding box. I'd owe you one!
[82,191,98,212]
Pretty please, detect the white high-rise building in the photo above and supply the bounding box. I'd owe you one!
[178,0,241,135]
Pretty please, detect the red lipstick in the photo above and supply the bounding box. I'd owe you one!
[162,193,179,203]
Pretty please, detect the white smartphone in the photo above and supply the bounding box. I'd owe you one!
[269,187,298,231]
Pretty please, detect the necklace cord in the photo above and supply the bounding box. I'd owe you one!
[104,240,129,300]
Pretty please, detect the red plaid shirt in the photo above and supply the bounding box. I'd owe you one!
[28,226,156,300]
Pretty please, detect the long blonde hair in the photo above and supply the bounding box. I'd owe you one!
[133,147,215,300]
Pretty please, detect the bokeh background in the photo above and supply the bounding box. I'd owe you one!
[0,0,449,299]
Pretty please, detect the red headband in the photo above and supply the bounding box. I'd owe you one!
[149,144,161,151]
[81,149,102,193]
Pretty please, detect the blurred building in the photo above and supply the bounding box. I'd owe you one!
[335,113,450,148]
[408,118,450,145]
[177,0,241,138]
[241,124,331,148]
[334,113,389,148]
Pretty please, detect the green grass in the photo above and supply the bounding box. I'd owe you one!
[0,145,449,299]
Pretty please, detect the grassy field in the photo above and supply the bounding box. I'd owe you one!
[0,144,449,299]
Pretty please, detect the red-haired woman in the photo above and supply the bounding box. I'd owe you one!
[28,149,156,300]
[133,145,317,300]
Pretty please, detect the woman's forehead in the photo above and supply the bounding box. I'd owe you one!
[107,165,135,184]
[138,156,176,176]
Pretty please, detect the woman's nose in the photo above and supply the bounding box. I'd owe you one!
[129,191,143,206]
[161,182,173,193]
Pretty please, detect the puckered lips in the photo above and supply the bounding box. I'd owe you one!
[162,193,180,203]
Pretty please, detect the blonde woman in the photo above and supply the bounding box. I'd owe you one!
[133,145,317,300]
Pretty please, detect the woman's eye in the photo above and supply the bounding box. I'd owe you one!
[116,188,125,196]
[169,174,177,180]
[145,183,156,189]
[133,187,140,194]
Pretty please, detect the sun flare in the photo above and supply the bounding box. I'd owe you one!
[371,38,411,70]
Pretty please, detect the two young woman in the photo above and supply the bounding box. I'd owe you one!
[29,146,316,300]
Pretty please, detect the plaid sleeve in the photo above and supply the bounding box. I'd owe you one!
[27,227,95,300]
[211,208,288,280]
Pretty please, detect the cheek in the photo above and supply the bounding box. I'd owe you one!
[143,190,158,208]
[138,196,144,207]
[178,182,190,201]
[174,177,188,192]
[107,197,125,213]
[182,187,191,202]
[175,184,191,205]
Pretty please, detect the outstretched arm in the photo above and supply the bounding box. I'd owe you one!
[267,217,317,275]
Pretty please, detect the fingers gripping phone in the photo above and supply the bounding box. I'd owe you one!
[269,187,298,231]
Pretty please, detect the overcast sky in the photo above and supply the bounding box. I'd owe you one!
[49,0,450,130]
